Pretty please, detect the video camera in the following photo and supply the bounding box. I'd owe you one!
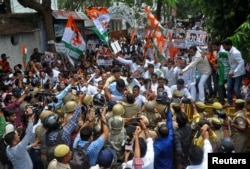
[214,109,227,119]
[156,92,171,105]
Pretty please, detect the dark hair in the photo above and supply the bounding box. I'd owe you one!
[189,45,197,51]
[80,126,93,141]
[112,67,121,73]
[151,73,158,79]
[4,109,15,117]
[147,64,154,69]
[221,39,232,46]
[158,124,169,137]
[1,53,6,58]
[188,145,203,165]
[133,85,140,90]
[176,112,188,127]
[4,94,13,104]
[116,79,125,88]
[133,138,147,157]
[4,131,16,146]
[177,79,185,85]
[211,39,221,46]
[157,84,165,90]
[46,68,53,75]
[126,93,135,104]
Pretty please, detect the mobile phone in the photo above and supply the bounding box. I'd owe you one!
[125,144,133,151]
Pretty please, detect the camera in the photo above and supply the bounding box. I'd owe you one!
[181,98,191,104]
[214,109,227,119]
[156,92,171,105]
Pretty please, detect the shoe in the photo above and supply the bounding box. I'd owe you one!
[224,102,232,107]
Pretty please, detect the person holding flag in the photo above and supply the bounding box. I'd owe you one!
[62,15,86,67]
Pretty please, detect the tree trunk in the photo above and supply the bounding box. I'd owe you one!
[156,0,163,22]
[4,0,11,13]
[17,0,56,52]
[41,9,56,52]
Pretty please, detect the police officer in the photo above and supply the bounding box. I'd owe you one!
[231,99,248,152]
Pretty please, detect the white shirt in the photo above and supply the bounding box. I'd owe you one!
[80,84,98,96]
[227,46,245,77]
[161,66,179,87]
[170,85,192,99]
[128,78,141,89]
[186,139,212,169]
[183,51,211,75]
[122,138,154,169]
[135,94,147,110]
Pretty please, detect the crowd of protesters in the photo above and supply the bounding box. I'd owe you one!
[0,34,250,169]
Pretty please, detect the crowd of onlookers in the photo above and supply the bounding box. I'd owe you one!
[0,35,250,169]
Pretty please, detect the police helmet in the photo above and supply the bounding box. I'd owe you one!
[93,93,105,107]
[109,116,124,131]
[83,94,93,105]
[43,114,60,130]
[112,104,124,116]
[64,101,77,113]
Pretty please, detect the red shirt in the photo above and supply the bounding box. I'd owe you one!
[0,60,11,72]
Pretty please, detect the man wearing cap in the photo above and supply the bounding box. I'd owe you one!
[95,148,117,169]
[0,53,11,73]
[208,117,223,151]
[47,144,72,169]
[231,99,248,152]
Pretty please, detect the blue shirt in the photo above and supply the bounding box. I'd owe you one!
[48,84,72,110]
[6,121,34,169]
[108,82,125,101]
[73,134,105,167]
[42,105,82,149]
[154,109,174,169]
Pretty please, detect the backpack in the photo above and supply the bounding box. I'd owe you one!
[46,128,64,162]
[69,141,91,169]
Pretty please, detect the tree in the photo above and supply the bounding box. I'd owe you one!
[59,0,112,11]
[229,16,250,62]
[192,0,250,40]
[17,0,56,52]
[155,0,178,26]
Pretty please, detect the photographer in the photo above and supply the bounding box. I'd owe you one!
[192,102,217,150]
[173,102,192,169]
[153,104,174,169]
[72,105,109,167]
[47,77,77,110]
[41,93,86,161]
[122,119,154,169]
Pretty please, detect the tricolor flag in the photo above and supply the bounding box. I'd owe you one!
[85,7,110,43]
[145,5,166,61]
[21,45,27,69]
[62,15,86,65]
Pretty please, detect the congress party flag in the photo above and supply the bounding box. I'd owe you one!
[62,15,86,62]
[144,5,166,61]
[85,7,110,43]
